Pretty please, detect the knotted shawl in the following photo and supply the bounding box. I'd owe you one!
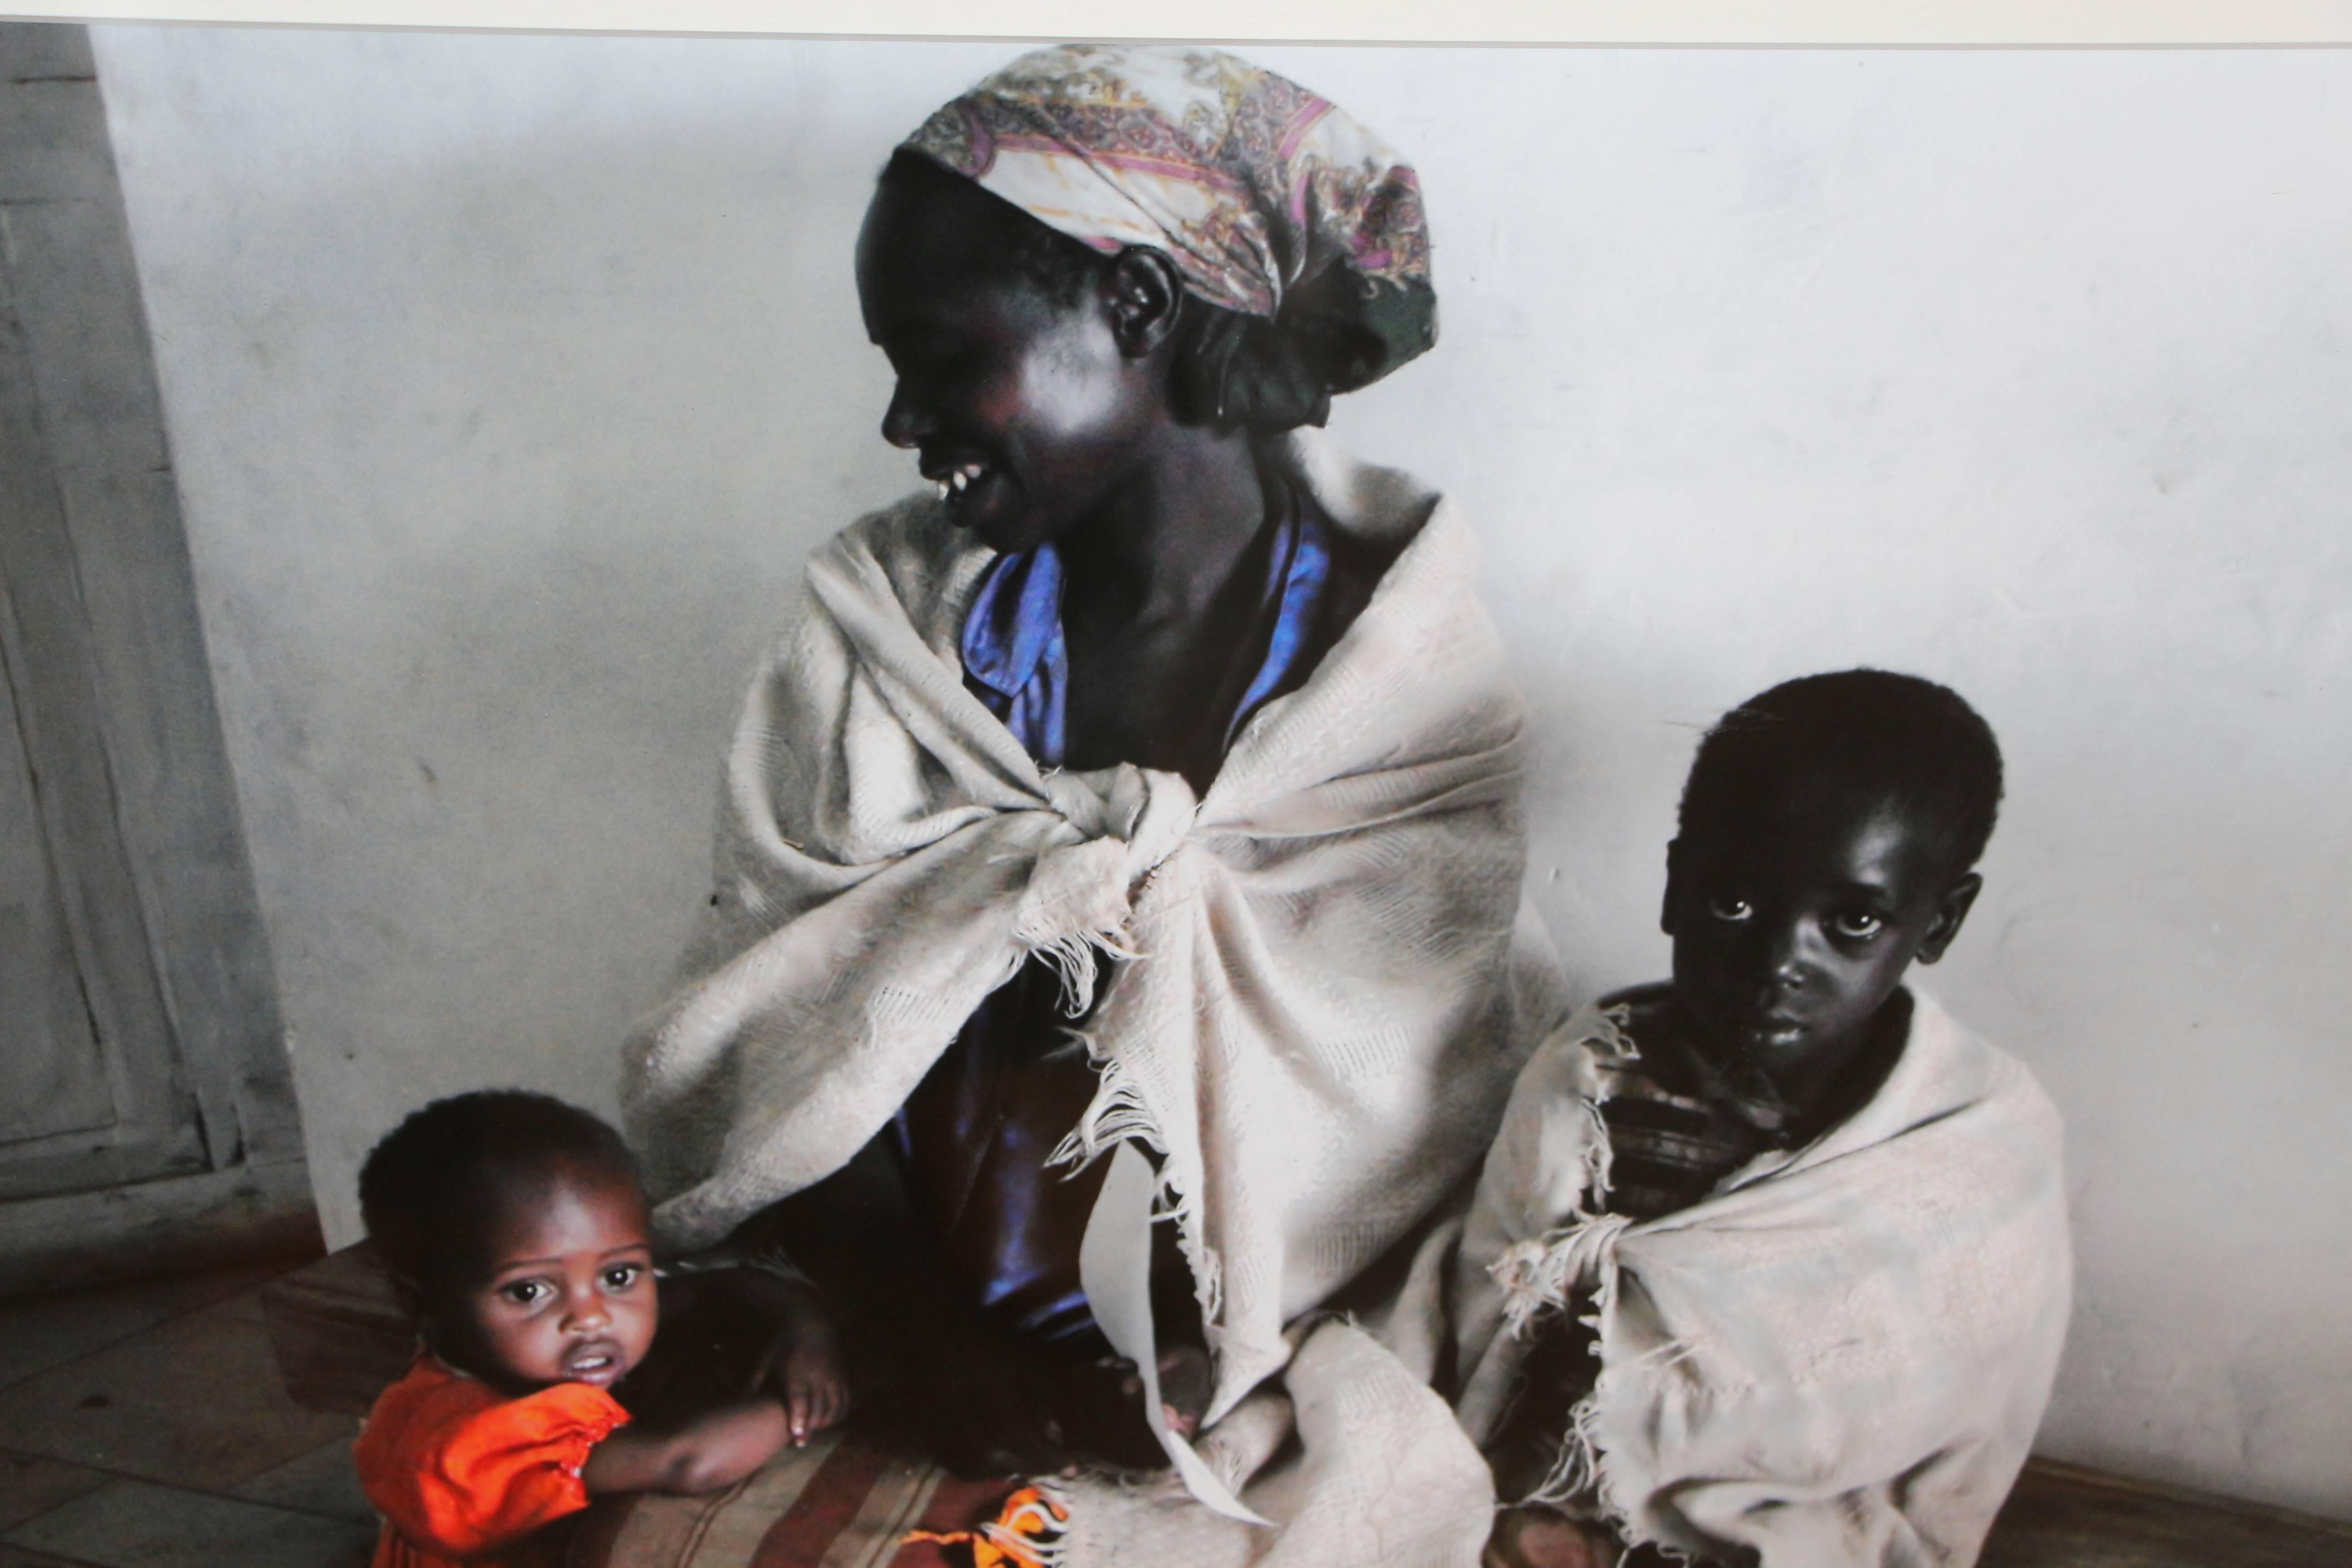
[621,430,1565,1432]
[1450,992,2073,1567]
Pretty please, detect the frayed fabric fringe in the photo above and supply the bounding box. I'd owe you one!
[1491,1210,1633,1343]
[1029,929,1139,1021]
[1046,1048,1226,1331]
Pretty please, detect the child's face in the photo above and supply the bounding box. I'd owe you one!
[442,1163,658,1395]
[856,180,1161,556]
[1665,777,1980,1092]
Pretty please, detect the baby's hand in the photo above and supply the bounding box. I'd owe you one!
[727,1270,852,1447]
[771,1331,849,1447]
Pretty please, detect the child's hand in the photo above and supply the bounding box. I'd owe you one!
[582,1398,789,1496]
[769,1330,849,1448]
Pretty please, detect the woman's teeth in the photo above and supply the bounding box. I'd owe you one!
[936,462,986,500]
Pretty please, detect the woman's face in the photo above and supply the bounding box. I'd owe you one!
[855,178,1163,554]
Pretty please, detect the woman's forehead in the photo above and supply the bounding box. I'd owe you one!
[859,175,1001,277]
[859,205,1004,318]
[857,228,1079,351]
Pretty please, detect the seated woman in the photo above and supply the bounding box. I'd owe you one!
[622,43,1563,1493]
[1455,671,2072,1568]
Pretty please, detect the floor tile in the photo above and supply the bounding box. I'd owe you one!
[0,1263,292,1392]
[3,1479,374,1568]
[0,1450,108,1533]
[0,1545,98,1567]
[200,1290,269,1327]
[229,1435,373,1525]
[1984,1461,2352,1568]
[0,1302,353,1490]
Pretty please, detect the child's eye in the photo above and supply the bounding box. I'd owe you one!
[1833,911,1885,939]
[601,1264,642,1292]
[1708,895,1753,922]
[500,1279,549,1307]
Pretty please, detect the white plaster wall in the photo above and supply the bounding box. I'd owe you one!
[91,29,2352,1516]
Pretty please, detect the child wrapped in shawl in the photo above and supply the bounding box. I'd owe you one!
[1456,671,2072,1568]
[623,41,1563,1511]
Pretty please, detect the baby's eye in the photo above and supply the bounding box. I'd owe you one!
[601,1263,643,1292]
[500,1279,549,1307]
[1832,910,1886,939]
[1708,895,1753,922]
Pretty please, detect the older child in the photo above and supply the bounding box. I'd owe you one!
[352,1092,844,1568]
[1457,671,2072,1568]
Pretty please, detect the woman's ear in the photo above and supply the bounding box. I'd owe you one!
[1105,247,1185,358]
[1913,872,1984,964]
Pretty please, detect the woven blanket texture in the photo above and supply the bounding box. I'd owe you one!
[1449,992,2073,1568]
[622,429,1567,1448]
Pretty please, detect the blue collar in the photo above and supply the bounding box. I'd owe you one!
[961,499,1333,769]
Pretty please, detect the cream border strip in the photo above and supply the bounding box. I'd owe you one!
[5,0,2352,47]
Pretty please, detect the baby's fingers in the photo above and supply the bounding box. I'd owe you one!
[787,1386,814,1446]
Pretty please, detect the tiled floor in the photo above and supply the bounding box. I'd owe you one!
[0,1262,376,1568]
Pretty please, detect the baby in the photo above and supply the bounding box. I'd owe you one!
[1465,669,2069,1568]
[352,1091,846,1568]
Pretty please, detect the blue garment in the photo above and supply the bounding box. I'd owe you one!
[960,502,1335,765]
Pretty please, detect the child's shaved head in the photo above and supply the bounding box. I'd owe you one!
[1679,669,2003,882]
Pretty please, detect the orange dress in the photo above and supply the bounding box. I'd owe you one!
[355,1357,631,1568]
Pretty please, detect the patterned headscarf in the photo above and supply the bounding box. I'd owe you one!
[901,44,1436,425]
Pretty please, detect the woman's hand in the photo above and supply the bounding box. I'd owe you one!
[581,1397,789,1495]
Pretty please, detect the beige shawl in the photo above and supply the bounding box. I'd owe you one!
[621,430,1566,1432]
[1451,992,2073,1567]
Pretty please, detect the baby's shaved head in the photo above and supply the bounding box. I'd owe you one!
[358,1090,643,1302]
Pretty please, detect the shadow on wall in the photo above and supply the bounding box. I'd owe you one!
[103,35,970,1243]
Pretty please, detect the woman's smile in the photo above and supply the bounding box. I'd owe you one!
[921,451,1009,528]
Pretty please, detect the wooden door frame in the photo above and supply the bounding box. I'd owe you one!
[0,21,314,1292]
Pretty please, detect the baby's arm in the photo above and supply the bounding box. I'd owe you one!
[580,1396,789,1495]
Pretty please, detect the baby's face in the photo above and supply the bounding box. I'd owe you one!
[449,1163,658,1395]
[1666,779,1978,1094]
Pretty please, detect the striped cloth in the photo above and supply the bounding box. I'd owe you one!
[566,1433,1010,1568]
